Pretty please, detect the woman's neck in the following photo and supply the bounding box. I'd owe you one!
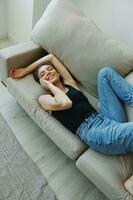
[55,81,68,93]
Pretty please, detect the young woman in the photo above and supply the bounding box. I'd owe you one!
[9,54,133,195]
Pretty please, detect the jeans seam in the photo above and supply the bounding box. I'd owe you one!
[99,79,111,116]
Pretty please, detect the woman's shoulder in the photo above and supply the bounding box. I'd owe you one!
[64,79,81,91]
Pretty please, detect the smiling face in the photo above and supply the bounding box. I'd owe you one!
[38,64,61,84]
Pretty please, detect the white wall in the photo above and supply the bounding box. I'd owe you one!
[6,0,47,42]
[32,0,51,27]
[7,0,33,43]
[0,0,8,39]
[1,0,133,49]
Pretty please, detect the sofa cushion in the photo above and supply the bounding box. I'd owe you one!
[31,0,133,96]
[6,76,88,160]
[76,149,133,200]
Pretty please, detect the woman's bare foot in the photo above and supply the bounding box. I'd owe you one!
[124,175,133,196]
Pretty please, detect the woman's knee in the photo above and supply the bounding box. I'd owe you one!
[98,66,113,77]
[97,66,114,82]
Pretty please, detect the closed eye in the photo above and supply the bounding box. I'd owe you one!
[47,66,53,71]
[40,71,45,77]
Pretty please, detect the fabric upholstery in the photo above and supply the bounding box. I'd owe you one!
[6,75,88,160]
[0,41,46,85]
[76,149,133,200]
[31,0,133,96]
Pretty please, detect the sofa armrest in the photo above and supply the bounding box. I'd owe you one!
[0,41,46,85]
[76,149,133,200]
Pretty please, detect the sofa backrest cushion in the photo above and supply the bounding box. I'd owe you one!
[31,0,133,96]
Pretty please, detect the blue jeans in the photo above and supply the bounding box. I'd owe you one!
[76,67,133,155]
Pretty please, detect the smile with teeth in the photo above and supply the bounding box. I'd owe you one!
[47,74,55,80]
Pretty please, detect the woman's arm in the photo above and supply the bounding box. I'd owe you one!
[51,55,78,87]
[9,54,53,78]
[39,79,72,111]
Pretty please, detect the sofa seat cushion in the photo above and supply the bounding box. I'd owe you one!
[31,0,133,96]
[6,76,88,160]
[76,149,133,200]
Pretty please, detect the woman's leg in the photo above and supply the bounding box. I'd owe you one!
[97,66,133,122]
[78,115,133,155]
[77,66,133,155]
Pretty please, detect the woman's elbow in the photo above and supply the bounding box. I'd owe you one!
[38,95,43,105]
[38,96,48,111]
[62,99,72,109]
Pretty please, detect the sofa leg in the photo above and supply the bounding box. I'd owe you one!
[124,175,133,196]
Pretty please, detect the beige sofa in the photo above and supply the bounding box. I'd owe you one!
[0,0,133,199]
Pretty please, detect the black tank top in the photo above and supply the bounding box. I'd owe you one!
[52,84,97,133]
